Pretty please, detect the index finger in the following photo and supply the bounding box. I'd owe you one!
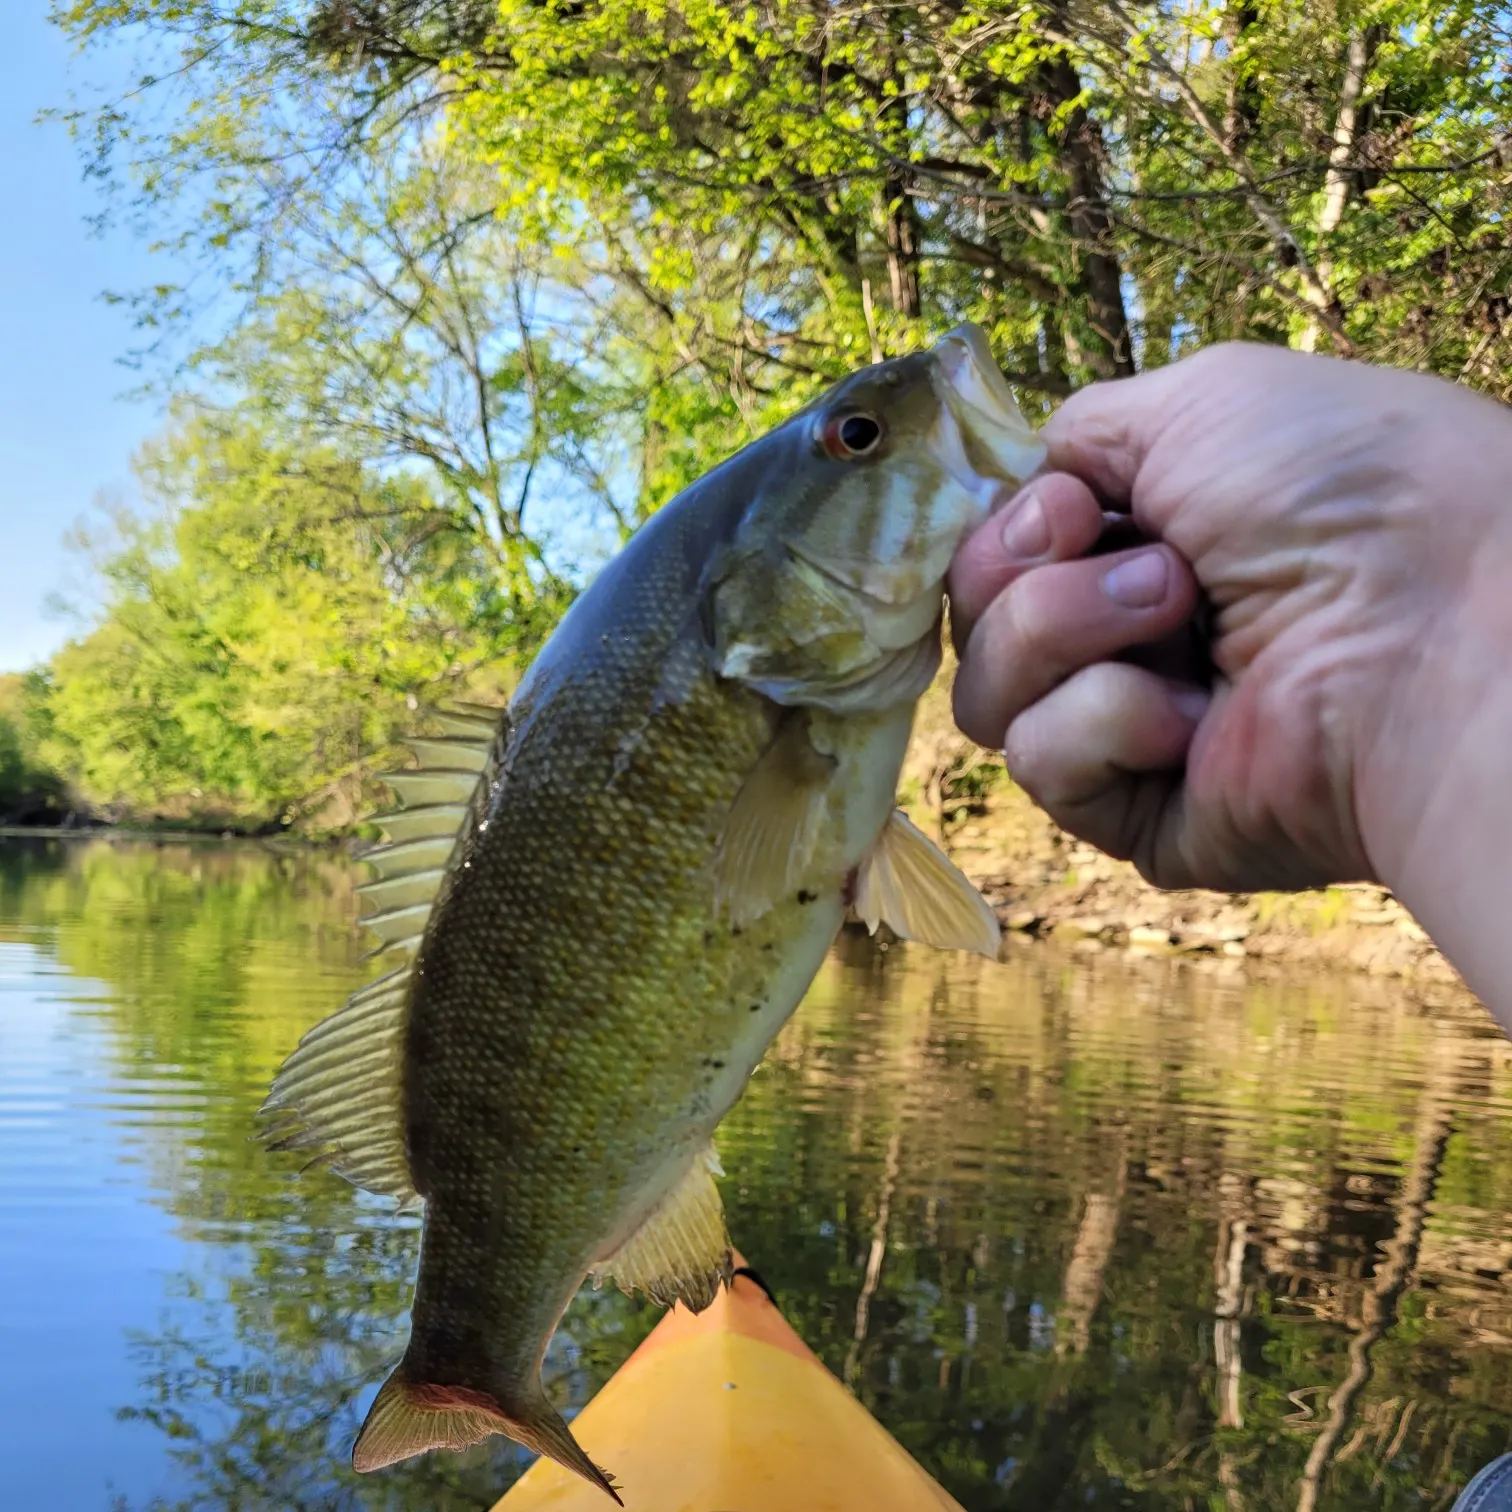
[947,472,1106,652]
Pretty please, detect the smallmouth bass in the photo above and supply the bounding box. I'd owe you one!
[262,324,1045,1500]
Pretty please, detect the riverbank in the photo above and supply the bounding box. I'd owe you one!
[4,785,1472,999]
[883,661,1474,999]
[8,807,1470,1000]
[923,779,1467,995]
[0,823,305,846]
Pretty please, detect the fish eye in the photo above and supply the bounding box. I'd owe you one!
[819,410,886,461]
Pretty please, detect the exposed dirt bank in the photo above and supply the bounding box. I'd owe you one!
[926,782,1468,996]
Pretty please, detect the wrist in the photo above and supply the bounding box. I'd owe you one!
[1380,680,1512,1021]
[1357,397,1512,1017]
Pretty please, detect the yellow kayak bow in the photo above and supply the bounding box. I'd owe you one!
[492,1260,965,1511]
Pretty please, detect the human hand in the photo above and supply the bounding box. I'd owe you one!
[948,344,1512,988]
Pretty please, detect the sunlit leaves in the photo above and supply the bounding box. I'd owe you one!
[30,412,532,830]
[34,0,1512,828]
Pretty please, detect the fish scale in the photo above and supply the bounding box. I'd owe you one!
[260,322,1046,1500]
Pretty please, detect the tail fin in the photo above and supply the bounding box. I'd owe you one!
[352,1368,621,1503]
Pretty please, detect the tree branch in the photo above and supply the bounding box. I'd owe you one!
[1100,0,1355,355]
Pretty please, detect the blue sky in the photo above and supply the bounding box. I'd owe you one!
[0,9,168,673]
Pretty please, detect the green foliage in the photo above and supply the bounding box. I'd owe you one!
[33,414,551,831]
[34,0,1512,826]
[0,675,69,823]
[51,0,1512,412]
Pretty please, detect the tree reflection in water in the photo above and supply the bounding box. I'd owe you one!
[3,836,1511,1510]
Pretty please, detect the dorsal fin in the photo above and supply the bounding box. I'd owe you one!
[258,701,510,1206]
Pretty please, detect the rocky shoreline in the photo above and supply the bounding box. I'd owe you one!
[922,784,1470,998]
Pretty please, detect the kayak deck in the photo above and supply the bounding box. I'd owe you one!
[492,1262,964,1511]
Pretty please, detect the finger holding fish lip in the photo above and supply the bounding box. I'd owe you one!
[947,473,1108,651]
[951,541,1200,752]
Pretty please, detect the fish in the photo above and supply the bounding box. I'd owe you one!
[259,322,1045,1501]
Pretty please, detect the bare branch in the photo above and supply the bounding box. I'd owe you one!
[1099,0,1355,355]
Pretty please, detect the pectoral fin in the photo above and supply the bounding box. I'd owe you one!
[590,1144,733,1312]
[712,713,837,927]
[855,810,1002,959]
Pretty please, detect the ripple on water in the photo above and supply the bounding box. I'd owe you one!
[4,837,1512,1508]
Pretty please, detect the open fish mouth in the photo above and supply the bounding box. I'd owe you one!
[931,323,1047,490]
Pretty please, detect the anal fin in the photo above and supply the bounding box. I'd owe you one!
[590,1144,733,1312]
[855,810,1002,959]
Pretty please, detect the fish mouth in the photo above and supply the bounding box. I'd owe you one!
[931,323,1047,492]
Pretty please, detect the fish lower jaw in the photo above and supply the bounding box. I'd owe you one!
[951,469,1029,527]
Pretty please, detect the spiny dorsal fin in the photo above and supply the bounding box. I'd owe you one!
[258,701,510,1206]
[356,700,509,960]
[365,805,470,845]
[711,713,837,928]
[854,810,1002,959]
[589,1144,733,1312]
[363,835,455,880]
[402,737,491,774]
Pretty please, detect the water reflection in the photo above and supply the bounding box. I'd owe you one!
[2,835,1511,1509]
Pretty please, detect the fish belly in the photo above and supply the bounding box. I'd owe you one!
[399,695,914,1396]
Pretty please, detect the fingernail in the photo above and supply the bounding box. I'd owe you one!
[1173,688,1210,723]
[1000,490,1049,559]
[1101,550,1169,608]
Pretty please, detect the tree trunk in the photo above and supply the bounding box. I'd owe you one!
[882,170,923,319]
[1299,28,1377,352]
[844,1127,903,1386]
[1214,1211,1248,1429]
[1293,1043,1454,1512]
[1035,37,1135,377]
[1222,2,1261,152]
[1056,1142,1128,1355]
[876,33,923,323]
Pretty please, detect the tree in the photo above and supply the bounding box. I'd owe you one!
[40,0,1512,831]
[52,0,1512,428]
[35,412,532,829]
[0,674,69,824]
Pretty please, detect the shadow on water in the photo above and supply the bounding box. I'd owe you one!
[2,835,1512,1509]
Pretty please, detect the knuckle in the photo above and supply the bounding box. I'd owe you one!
[996,573,1058,664]
[1001,717,1048,798]
[1068,660,1133,720]
[1186,340,1247,378]
[1185,338,1294,395]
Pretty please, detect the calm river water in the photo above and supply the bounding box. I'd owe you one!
[3,835,1512,1510]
